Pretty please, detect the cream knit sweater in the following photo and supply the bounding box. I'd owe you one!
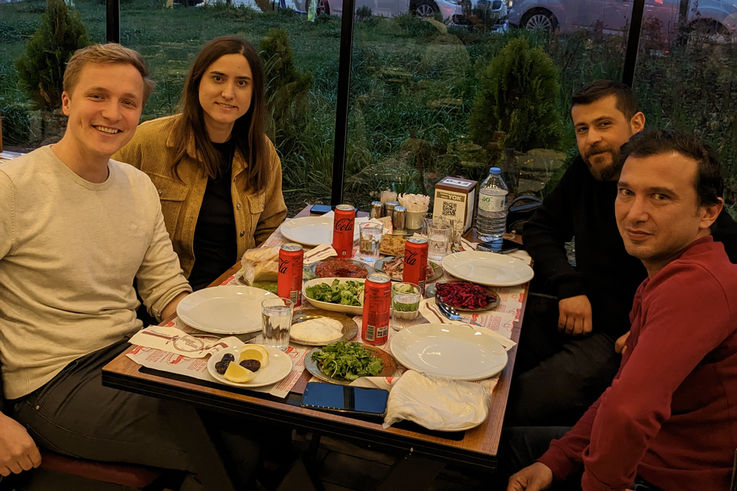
[0,146,191,399]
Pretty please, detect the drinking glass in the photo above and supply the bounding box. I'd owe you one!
[391,282,421,331]
[427,218,451,261]
[261,297,294,349]
[359,222,383,263]
[446,217,463,252]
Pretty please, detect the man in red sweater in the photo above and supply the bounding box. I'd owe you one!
[508,129,737,490]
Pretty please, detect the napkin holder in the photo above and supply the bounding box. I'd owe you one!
[433,177,477,233]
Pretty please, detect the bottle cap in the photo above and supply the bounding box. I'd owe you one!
[490,167,501,174]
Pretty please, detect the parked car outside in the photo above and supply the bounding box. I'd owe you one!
[297,0,506,25]
[507,0,737,42]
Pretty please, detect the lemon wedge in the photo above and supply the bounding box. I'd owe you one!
[223,362,256,383]
[239,344,269,368]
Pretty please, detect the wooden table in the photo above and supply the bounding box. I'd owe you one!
[102,206,528,473]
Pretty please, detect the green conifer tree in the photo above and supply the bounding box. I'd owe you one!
[259,28,313,151]
[468,37,562,153]
[16,0,90,111]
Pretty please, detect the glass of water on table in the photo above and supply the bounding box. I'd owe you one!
[359,222,383,264]
[427,217,451,261]
[261,297,294,349]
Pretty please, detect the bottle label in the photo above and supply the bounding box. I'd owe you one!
[479,193,507,212]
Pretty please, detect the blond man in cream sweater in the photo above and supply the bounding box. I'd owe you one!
[0,44,250,489]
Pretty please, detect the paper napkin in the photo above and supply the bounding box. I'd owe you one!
[383,370,491,431]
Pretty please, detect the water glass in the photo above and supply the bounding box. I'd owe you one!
[359,222,383,263]
[428,219,451,261]
[446,217,462,252]
[391,282,421,331]
[261,297,294,349]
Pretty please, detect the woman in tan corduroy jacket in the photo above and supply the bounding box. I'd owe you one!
[115,36,287,289]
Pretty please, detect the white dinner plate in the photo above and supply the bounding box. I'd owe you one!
[176,285,274,334]
[207,346,293,388]
[441,251,534,287]
[390,323,508,380]
[302,277,365,315]
[279,216,360,247]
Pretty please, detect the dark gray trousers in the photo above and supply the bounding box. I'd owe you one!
[11,341,257,490]
[505,294,621,426]
[496,426,660,491]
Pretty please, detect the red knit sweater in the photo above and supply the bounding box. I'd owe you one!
[538,237,737,490]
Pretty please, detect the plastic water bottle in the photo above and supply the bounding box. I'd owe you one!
[476,167,508,242]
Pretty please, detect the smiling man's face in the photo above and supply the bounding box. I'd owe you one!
[571,94,645,181]
[61,62,144,163]
[615,151,719,275]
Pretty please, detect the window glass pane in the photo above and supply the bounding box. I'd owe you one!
[633,2,737,218]
[341,0,630,226]
[1,0,101,149]
[1,1,338,216]
[120,2,338,215]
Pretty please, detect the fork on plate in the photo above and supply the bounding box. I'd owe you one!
[434,296,484,328]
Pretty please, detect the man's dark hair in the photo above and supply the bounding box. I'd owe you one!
[620,129,723,205]
[571,80,640,119]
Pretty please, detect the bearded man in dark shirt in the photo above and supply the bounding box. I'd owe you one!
[506,80,737,426]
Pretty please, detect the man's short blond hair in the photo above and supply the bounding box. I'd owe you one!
[63,43,156,103]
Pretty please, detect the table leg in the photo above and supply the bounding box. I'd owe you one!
[169,409,237,491]
[377,454,445,490]
[302,433,326,491]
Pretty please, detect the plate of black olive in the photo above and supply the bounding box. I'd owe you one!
[207,344,293,388]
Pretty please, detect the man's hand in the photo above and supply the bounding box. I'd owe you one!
[0,412,41,476]
[615,331,630,354]
[507,462,553,491]
[558,295,593,336]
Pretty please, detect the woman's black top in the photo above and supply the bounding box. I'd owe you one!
[188,140,238,291]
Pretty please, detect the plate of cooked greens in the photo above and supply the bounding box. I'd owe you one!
[302,277,365,315]
[305,341,397,385]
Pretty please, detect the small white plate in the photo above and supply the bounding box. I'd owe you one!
[207,346,293,388]
[302,277,365,315]
[390,323,507,380]
[442,251,534,287]
[176,285,274,334]
[280,216,360,247]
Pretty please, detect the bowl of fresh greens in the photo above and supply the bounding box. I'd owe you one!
[305,341,397,385]
[302,277,365,315]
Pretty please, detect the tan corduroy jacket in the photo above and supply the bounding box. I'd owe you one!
[114,114,287,277]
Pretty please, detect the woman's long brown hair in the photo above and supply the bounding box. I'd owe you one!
[171,36,268,193]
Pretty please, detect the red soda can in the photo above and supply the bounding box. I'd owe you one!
[362,273,391,345]
[333,204,355,258]
[403,237,428,293]
[277,243,303,306]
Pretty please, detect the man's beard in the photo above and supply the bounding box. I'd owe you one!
[583,145,623,181]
